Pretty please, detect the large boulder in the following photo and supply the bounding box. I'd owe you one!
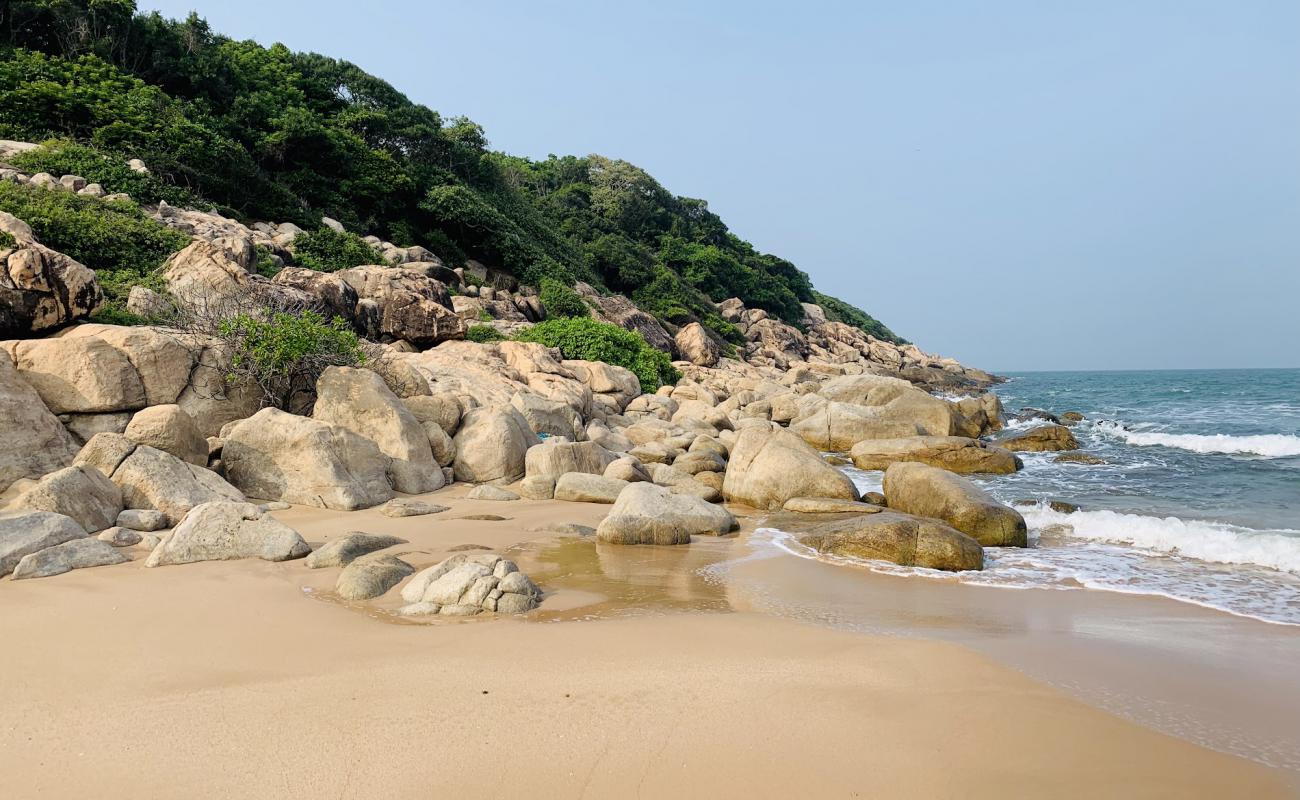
[271,267,359,321]
[160,238,256,305]
[336,266,466,346]
[850,436,1021,475]
[146,501,310,566]
[510,391,583,440]
[553,472,628,503]
[0,511,86,577]
[1000,424,1080,452]
[815,374,955,433]
[523,440,618,482]
[336,553,415,601]
[674,322,720,367]
[10,465,121,533]
[123,404,209,466]
[0,211,101,335]
[399,553,541,616]
[791,399,940,451]
[306,532,407,569]
[222,408,394,510]
[722,428,858,510]
[10,538,129,580]
[0,351,79,491]
[595,482,737,545]
[452,405,540,484]
[312,366,442,494]
[4,335,146,413]
[109,442,245,525]
[782,510,984,571]
[882,462,1027,547]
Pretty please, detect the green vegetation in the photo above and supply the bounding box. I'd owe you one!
[0,230,14,249]
[290,227,383,272]
[253,244,280,278]
[538,276,588,318]
[811,291,905,344]
[9,140,198,206]
[514,317,679,393]
[217,310,366,410]
[0,0,904,344]
[0,179,187,316]
[465,324,505,343]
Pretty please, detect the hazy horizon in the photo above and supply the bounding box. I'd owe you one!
[141,0,1300,372]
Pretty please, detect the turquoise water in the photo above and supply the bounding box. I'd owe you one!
[834,369,1300,625]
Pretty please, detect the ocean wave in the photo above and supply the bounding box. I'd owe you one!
[1097,422,1300,458]
[1021,505,1300,574]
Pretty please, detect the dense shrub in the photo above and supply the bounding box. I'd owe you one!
[465,324,505,343]
[538,276,588,318]
[217,310,367,410]
[291,227,384,272]
[514,317,679,393]
[9,140,199,206]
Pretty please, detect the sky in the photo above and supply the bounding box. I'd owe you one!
[141,0,1300,371]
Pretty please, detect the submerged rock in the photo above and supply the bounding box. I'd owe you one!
[1000,424,1079,453]
[786,510,984,572]
[399,553,541,616]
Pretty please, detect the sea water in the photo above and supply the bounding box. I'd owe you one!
[777,369,1300,625]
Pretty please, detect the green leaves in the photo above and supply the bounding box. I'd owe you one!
[216,310,366,410]
[538,277,588,318]
[514,317,679,393]
[291,226,384,272]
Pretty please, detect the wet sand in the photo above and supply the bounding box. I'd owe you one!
[0,487,1293,797]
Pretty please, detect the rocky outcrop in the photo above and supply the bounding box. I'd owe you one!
[850,436,1021,475]
[146,501,310,566]
[784,510,984,571]
[399,553,541,616]
[222,408,393,510]
[596,482,737,544]
[882,462,1027,547]
[999,425,1080,453]
[722,428,859,510]
[10,537,129,580]
[790,374,956,449]
[0,211,101,335]
[0,351,79,491]
[336,266,465,346]
[674,322,720,367]
[451,405,539,484]
[0,511,87,577]
[312,366,443,494]
[10,465,122,533]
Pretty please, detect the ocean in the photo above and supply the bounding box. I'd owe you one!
[780,368,1300,626]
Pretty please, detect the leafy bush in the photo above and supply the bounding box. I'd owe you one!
[9,140,198,206]
[291,227,384,272]
[514,317,678,393]
[538,276,588,318]
[253,245,281,278]
[465,324,505,343]
[217,310,367,410]
[0,230,14,249]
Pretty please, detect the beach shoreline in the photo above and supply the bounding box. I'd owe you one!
[2,488,1295,798]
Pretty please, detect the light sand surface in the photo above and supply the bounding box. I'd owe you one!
[0,489,1291,798]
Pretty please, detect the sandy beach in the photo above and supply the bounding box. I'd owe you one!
[2,487,1292,798]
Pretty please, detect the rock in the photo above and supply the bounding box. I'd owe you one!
[5,335,145,414]
[511,391,583,440]
[123,404,208,466]
[1060,411,1086,425]
[783,497,883,514]
[125,286,173,320]
[0,210,102,335]
[722,428,859,510]
[399,553,540,615]
[603,456,651,483]
[466,484,520,501]
[523,440,618,482]
[596,482,736,545]
[1000,425,1079,453]
[0,511,86,576]
[674,322,721,366]
[527,522,596,537]
[816,374,956,434]
[791,400,932,450]
[223,408,394,510]
[272,267,359,322]
[97,527,142,547]
[336,553,415,600]
[336,266,465,346]
[146,501,310,566]
[554,472,628,503]
[0,350,79,491]
[459,514,506,521]
[312,366,443,495]
[850,436,1021,475]
[378,499,448,518]
[1016,407,1061,424]
[882,462,1027,547]
[1053,452,1107,465]
[305,532,407,568]
[452,405,539,484]
[160,238,257,306]
[116,509,169,531]
[10,538,128,579]
[63,411,131,444]
[401,393,462,436]
[518,475,555,499]
[73,432,136,477]
[788,510,984,571]
[10,464,121,533]
[111,444,245,525]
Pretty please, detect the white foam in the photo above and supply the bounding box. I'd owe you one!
[1021,505,1300,574]
[1097,423,1300,458]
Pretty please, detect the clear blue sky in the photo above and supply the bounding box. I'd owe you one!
[142,0,1299,371]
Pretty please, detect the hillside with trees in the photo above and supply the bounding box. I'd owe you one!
[0,0,903,344]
